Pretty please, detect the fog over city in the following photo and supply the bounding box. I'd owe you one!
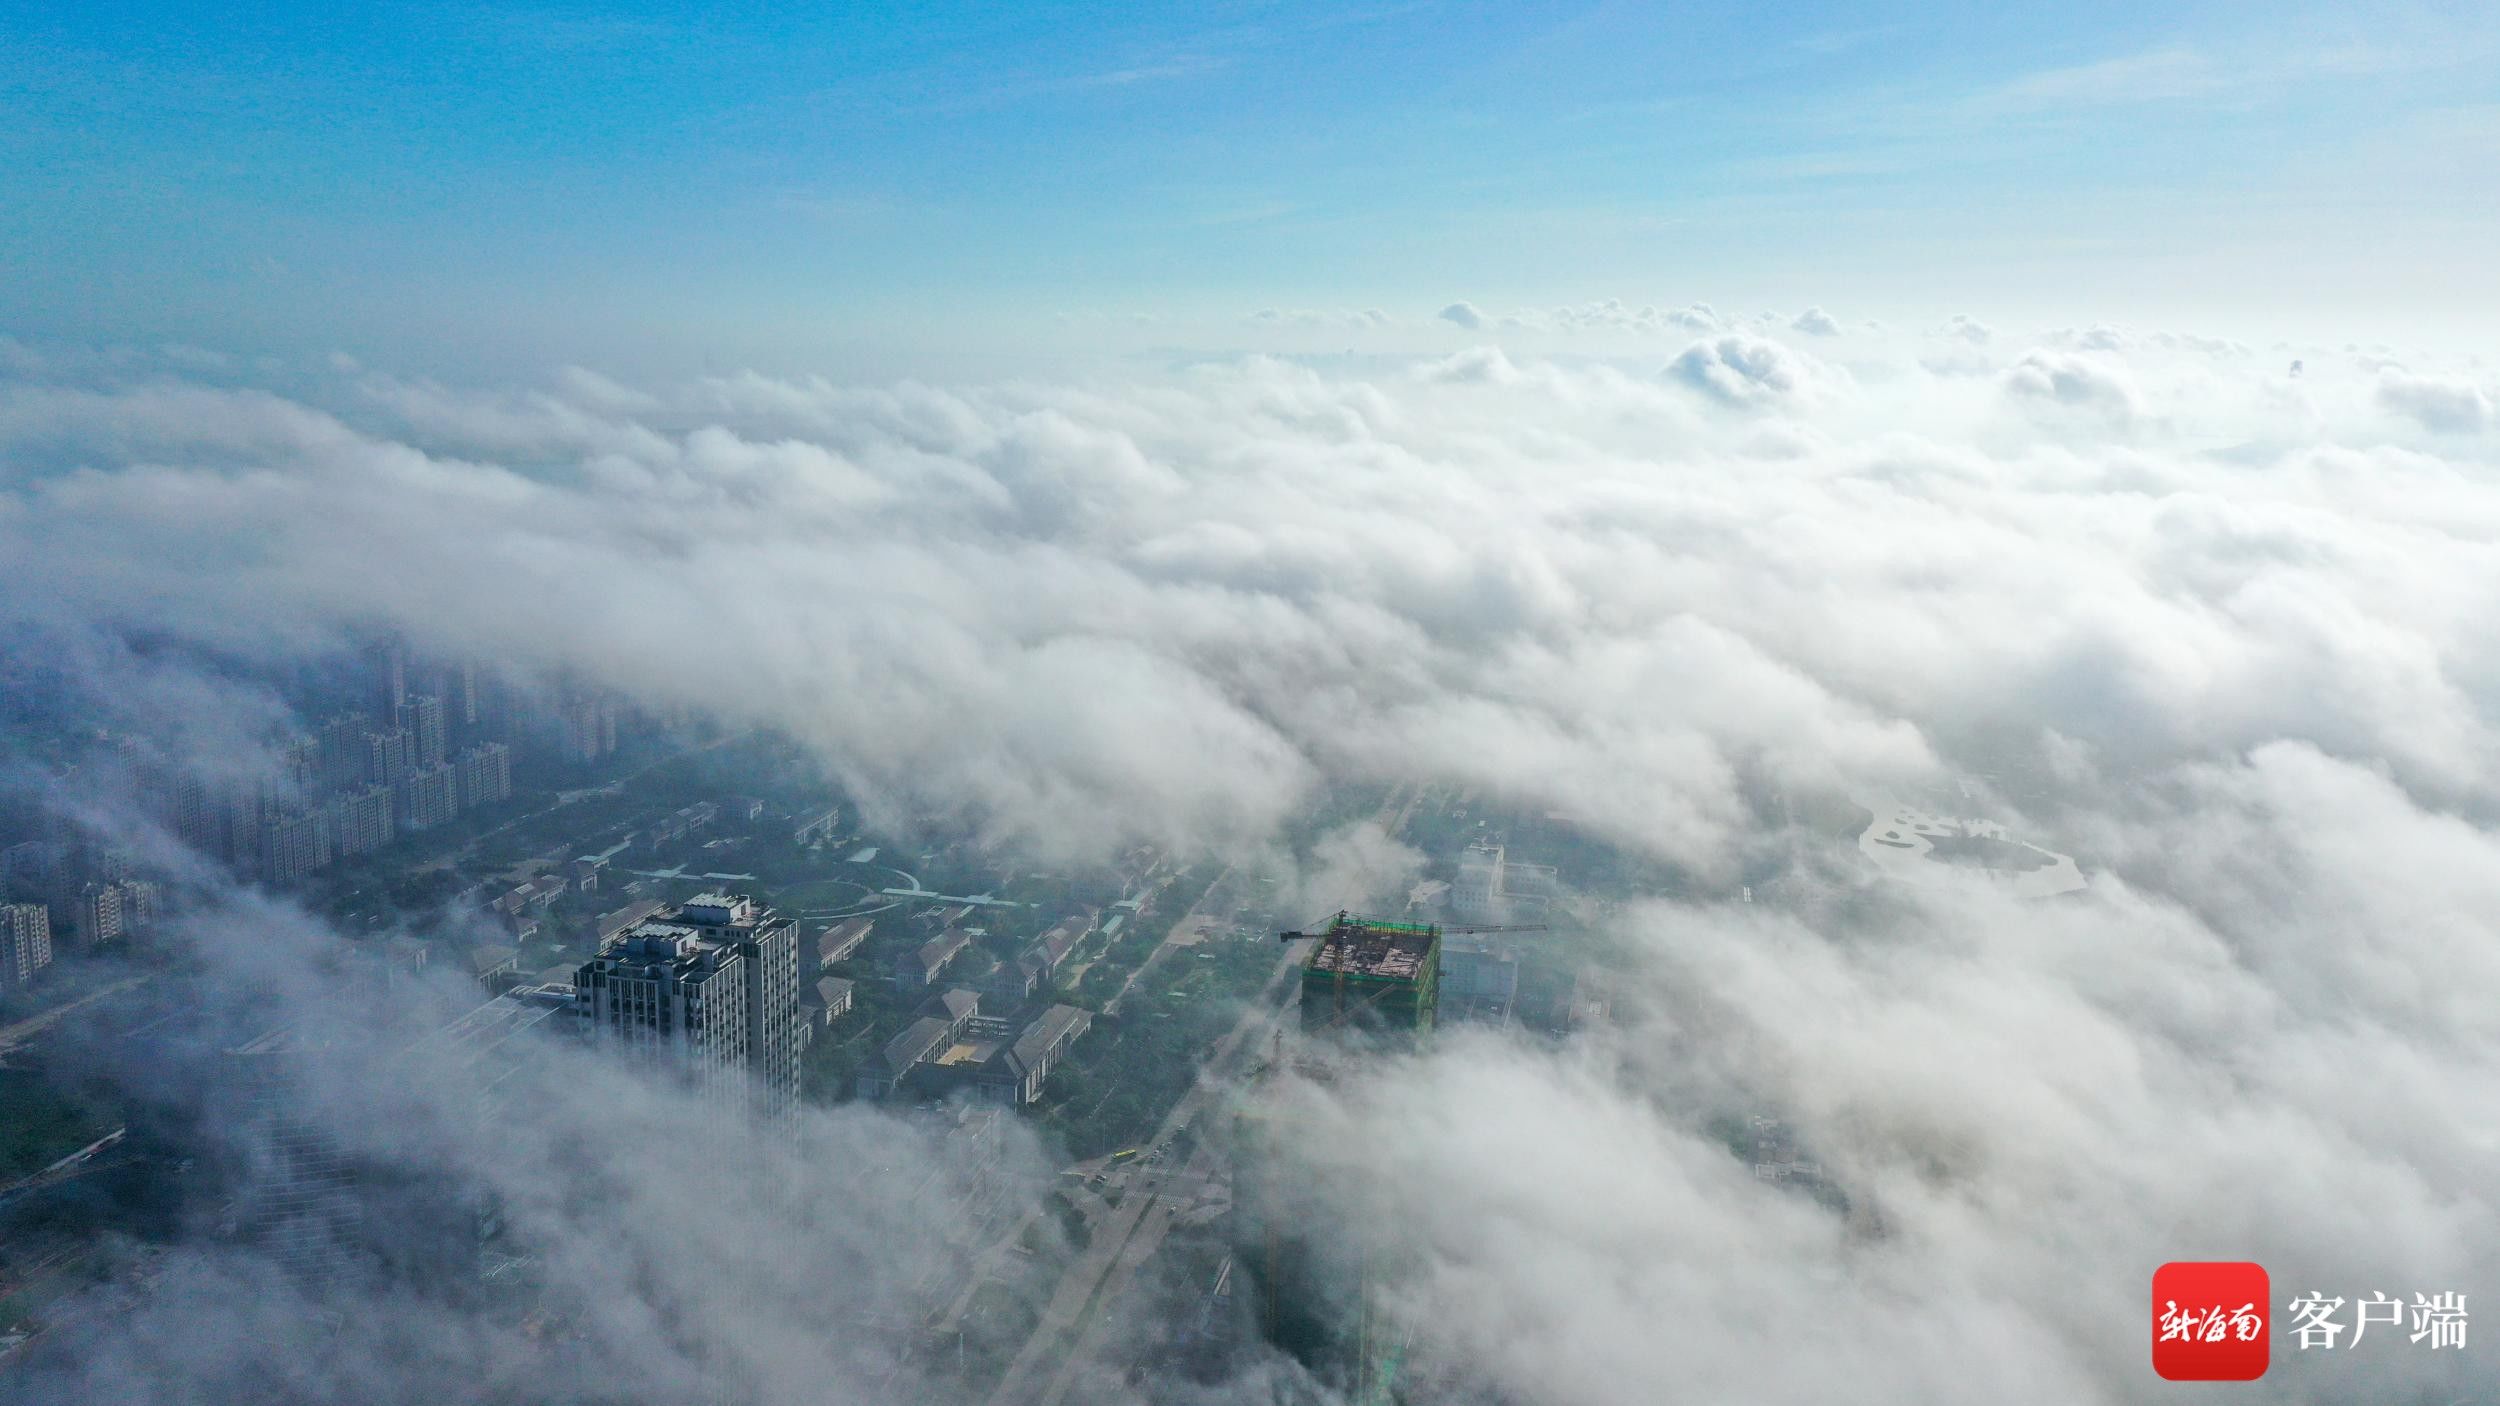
[0,317,2491,1403]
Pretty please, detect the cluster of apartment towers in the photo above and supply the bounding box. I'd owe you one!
[155,642,629,886]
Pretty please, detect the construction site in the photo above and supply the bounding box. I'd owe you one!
[1231,909,1542,1403]
[1294,914,1444,1044]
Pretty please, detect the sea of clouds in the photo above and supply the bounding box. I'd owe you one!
[2,318,2495,1403]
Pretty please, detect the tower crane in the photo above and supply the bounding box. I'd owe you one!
[1276,910,1549,943]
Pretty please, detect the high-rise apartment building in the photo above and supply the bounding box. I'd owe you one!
[225,1028,359,1281]
[574,922,752,1103]
[2,904,51,987]
[673,893,802,1123]
[400,763,459,832]
[406,693,448,770]
[558,694,620,764]
[322,784,397,859]
[454,742,512,810]
[113,879,159,936]
[71,882,123,947]
[279,735,321,795]
[368,637,407,723]
[168,773,221,855]
[574,893,801,1121]
[450,661,479,731]
[1243,913,1453,1400]
[316,712,373,792]
[258,808,328,884]
[364,727,415,790]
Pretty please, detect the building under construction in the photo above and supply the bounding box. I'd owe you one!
[1235,913,1451,1402]
[1292,912,1442,1046]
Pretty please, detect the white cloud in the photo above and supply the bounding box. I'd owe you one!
[1941,314,1994,345]
[9,327,2500,1402]
[1791,306,1842,336]
[2001,350,2144,424]
[1438,300,1486,329]
[1665,333,1815,404]
[2378,370,2492,434]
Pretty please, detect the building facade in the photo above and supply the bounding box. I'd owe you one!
[405,692,448,770]
[574,923,752,1102]
[71,882,124,948]
[672,893,803,1124]
[322,784,397,859]
[364,726,415,790]
[455,742,513,809]
[258,808,329,884]
[400,762,459,831]
[2,903,51,987]
[575,893,802,1123]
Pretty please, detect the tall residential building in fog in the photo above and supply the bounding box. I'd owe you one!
[574,893,801,1121]
[364,727,414,790]
[114,879,158,935]
[575,921,752,1102]
[400,763,459,831]
[449,660,479,730]
[225,1028,359,1281]
[455,742,512,809]
[558,693,620,764]
[322,784,397,859]
[258,808,327,884]
[367,636,407,723]
[71,882,123,948]
[2,904,51,987]
[316,712,372,791]
[168,774,220,854]
[675,893,802,1123]
[406,693,448,770]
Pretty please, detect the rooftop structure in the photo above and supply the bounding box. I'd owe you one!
[817,916,873,966]
[1305,919,1435,979]
[1294,914,1443,1041]
[856,1002,1092,1106]
[896,926,973,988]
[1450,840,1556,923]
[927,987,982,1026]
[860,1017,957,1100]
[806,976,854,1029]
[791,805,840,846]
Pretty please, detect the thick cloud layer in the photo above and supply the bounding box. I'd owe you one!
[5,324,2499,1401]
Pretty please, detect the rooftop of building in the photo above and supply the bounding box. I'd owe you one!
[677,892,779,928]
[595,922,738,974]
[884,1016,956,1072]
[915,927,973,965]
[1303,915,1439,979]
[468,944,519,974]
[818,916,874,959]
[1031,916,1088,963]
[1011,1004,1092,1066]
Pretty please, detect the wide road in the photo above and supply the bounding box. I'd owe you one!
[985,941,1305,1406]
[0,974,152,1059]
[987,779,1424,1405]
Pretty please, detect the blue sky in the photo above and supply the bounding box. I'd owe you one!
[3,1,2494,368]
